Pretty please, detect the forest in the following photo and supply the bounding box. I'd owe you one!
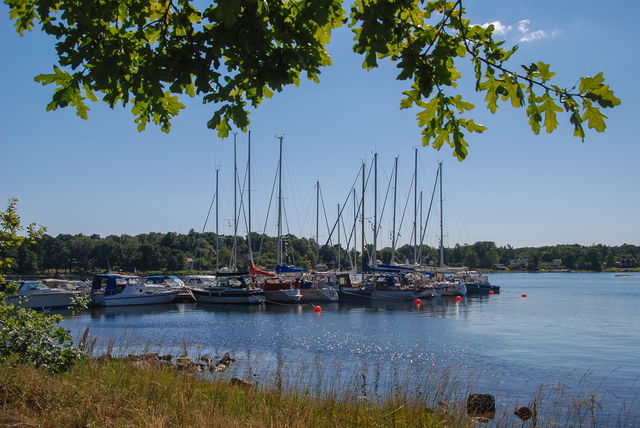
[3,231,638,275]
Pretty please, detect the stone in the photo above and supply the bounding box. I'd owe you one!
[513,406,533,421]
[466,394,495,418]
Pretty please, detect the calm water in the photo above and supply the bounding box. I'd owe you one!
[61,272,640,423]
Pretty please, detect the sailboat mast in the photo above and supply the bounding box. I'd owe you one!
[232,133,238,271]
[419,190,423,265]
[247,131,253,263]
[360,161,365,273]
[373,152,378,267]
[352,188,356,271]
[391,156,398,264]
[215,167,219,271]
[337,203,341,271]
[316,180,320,266]
[277,136,283,266]
[439,161,444,267]
[414,147,418,264]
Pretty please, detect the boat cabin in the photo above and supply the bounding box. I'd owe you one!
[91,274,144,295]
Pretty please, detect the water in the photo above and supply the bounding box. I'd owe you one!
[60,272,640,423]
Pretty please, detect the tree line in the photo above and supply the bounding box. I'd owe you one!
[3,231,638,275]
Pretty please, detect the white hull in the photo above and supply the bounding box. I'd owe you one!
[7,291,77,309]
[418,286,440,298]
[372,289,419,301]
[435,282,467,296]
[299,288,339,303]
[263,288,301,302]
[92,290,178,306]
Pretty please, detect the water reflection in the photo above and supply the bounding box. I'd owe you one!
[56,273,640,425]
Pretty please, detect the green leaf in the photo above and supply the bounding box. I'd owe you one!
[582,99,607,132]
[540,92,562,133]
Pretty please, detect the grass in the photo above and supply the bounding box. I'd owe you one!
[0,358,462,428]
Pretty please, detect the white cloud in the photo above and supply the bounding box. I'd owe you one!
[517,19,531,33]
[481,21,512,35]
[480,18,554,43]
[519,30,548,43]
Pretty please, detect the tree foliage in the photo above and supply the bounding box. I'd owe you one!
[0,199,82,373]
[3,227,638,274]
[5,0,619,159]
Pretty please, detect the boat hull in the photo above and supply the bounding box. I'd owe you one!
[192,288,265,304]
[299,288,339,303]
[435,282,467,296]
[465,282,500,295]
[92,290,178,306]
[371,289,419,301]
[337,286,373,302]
[6,292,77,309]
[263,288,301,303]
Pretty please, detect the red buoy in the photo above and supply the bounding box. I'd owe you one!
[488,291,495,295]
[455,296,462,302]
[414,299,422,305]
[313,305,322,313]
[521,294,527,298]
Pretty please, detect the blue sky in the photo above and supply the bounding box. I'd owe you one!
[1,0,638,249]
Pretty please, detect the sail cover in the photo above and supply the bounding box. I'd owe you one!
[249,262,276,276]
[275,264,307,274]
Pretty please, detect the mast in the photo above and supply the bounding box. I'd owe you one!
[391,156,398,265]
[247,131,253,264]
[414,147,418,264]
[232,133,238,271]
[373,152,378,267]
[277,136,283,266]
[337,203,341,271]
[215,167,219,271]
[360,161,365,272]
[352,188,357,272]
[439,161,444,267]
[419,190,423,265]
[316,180,320,266]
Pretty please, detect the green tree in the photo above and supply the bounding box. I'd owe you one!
[0,199,82,373]
[5,0,619,160]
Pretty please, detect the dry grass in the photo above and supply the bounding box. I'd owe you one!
[0,359,461,428]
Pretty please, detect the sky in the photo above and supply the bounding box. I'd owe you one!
[1,0,638,250]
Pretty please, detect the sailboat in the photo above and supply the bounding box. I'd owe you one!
[249,135,301,303]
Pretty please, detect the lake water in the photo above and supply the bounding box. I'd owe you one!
[61,272,640,425]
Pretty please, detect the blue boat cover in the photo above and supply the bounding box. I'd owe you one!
[275,264,307,274]
[362,262,409,273]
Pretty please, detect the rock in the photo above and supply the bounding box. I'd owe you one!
[230,377,252,389]
[199,354,213,364]
[469,416,490,424]
[513,406,533,421]
[466,394,495,418]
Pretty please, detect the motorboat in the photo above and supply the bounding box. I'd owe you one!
[90,274,178,306]
[189,275,265,304]
[460,271,500,295]
[296,272,339,303]
[2,279,78,309]
[145,274,193,301]
[182,275,218,287]
[432,279,467,296]
[260,277,301,303]
[335,273,372,302]
[362,274,421,301]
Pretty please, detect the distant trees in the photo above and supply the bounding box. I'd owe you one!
[2,229,638,275]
